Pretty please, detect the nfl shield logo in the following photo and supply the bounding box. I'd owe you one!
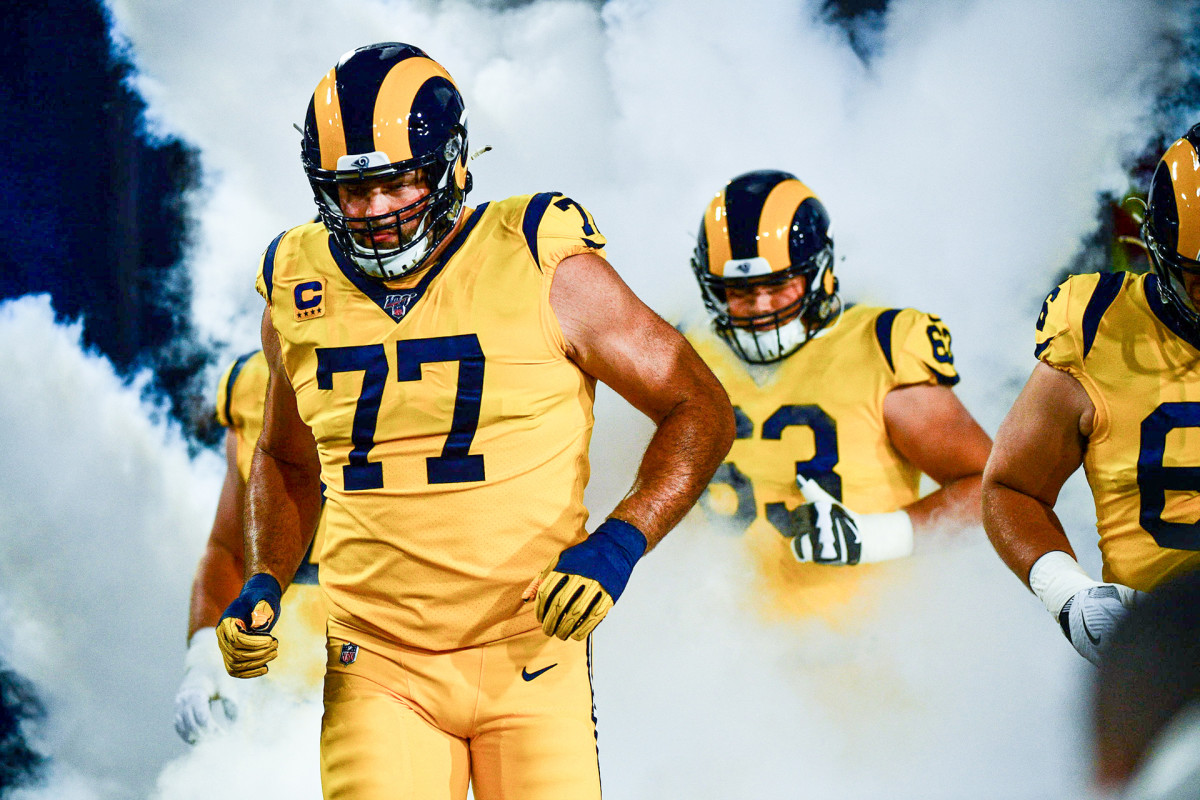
[340,643,359,665]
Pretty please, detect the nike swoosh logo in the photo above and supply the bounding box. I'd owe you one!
[1081,614,1102,646]
[522,663,558,681]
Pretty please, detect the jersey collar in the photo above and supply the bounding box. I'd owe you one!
[328,203,489,322]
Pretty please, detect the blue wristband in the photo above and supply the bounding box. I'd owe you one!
[219,573,283,634]
[553,518,648,603]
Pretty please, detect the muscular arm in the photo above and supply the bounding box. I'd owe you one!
[981,361,1093,588]
[550,251,735,548]
[243,306,323,589]
[186,430,246,640]
[883,383,992,534]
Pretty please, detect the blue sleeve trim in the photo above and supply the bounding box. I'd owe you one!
[222,350,261,427]
[262,230,288,303]
[1081,272,1125,359]
[874,309,901,373]
[1033,339,1052,360]
[521,192,562,272]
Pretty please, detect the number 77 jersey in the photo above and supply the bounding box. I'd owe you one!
[1035,271,1200,591]
[256,194,605,652]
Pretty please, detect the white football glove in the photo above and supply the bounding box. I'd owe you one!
[1028,551,1146,666]
[174,627,241,744]
[790,478,915,565]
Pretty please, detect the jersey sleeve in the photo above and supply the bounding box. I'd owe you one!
[214,351,268,434]
[213,358,240,429]
[885,308,960,386]
[1032,274,1097,373]
[524,193,608,274]
[255,230,290,305]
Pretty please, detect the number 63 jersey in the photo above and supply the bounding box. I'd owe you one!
[685,304,959,620]
[256,194,604,653]
[1035,271,1200,591]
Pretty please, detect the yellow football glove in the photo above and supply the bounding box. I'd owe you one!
[525,519,646,641]
[216,573,282,678]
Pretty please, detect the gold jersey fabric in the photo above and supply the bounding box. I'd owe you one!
[215,350,269,483]
[685,304,959,620]
[215,350,327,688]
[255,194,604,652]
[1034,271,1200,590]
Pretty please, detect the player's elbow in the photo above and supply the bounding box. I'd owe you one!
[702,379,736,461]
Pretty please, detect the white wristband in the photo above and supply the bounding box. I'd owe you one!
[1028,551,1099,617]
[857,510,915,563]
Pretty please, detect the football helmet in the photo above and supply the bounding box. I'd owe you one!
[691,170,840,363]
[302,42,470,281]
[1143,123,1200,336]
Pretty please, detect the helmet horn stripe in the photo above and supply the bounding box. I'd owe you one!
[311,69,347,171]
[1167,138,1200,259]
[332,44,426,160]
[725,175,783,260]
[703,190,733,276]
[758,179,817,268]
[372,57,457,164]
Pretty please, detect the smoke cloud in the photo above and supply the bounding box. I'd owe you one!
[0,0,1188,797]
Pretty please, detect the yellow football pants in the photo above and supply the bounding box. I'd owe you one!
[320,626,601,800]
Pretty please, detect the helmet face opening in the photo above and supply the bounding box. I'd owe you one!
[1143,125,1200,338]
[301,43,470,282]
[691,170,840,363]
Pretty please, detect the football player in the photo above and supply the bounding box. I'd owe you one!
[982,126,1200,666]
[686,170,992,617]
[173,350,326,743]
[214,42,734,800]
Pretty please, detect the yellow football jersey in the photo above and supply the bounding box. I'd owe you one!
[1034,271,1200,590]
[215,350,326,688]
[255,193,604,652]
[685,305,959,621]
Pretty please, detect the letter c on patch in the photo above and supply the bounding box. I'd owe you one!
[295,281,323,310]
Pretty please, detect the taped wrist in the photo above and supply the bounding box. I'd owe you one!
[554,518,647,602]
[857,510,915,563]
[219,573,283,633]
[1028,550,1098,618]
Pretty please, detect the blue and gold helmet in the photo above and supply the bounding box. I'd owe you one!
[691,170,840,363]
[302,43,470,281]
[1143,123,1200,337]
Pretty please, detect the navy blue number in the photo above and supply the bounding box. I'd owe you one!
[395,335,486,484]
[1138,402,1200,550]
[703,404,841,537]
[762,405,842,501]
[701,462,757,533]
[925,317,954,365]
[316,345,388,491]
[1036,287,1061,332]
[553,196,601,237]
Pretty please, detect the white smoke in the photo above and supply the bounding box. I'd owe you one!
[0,0,1184,797]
